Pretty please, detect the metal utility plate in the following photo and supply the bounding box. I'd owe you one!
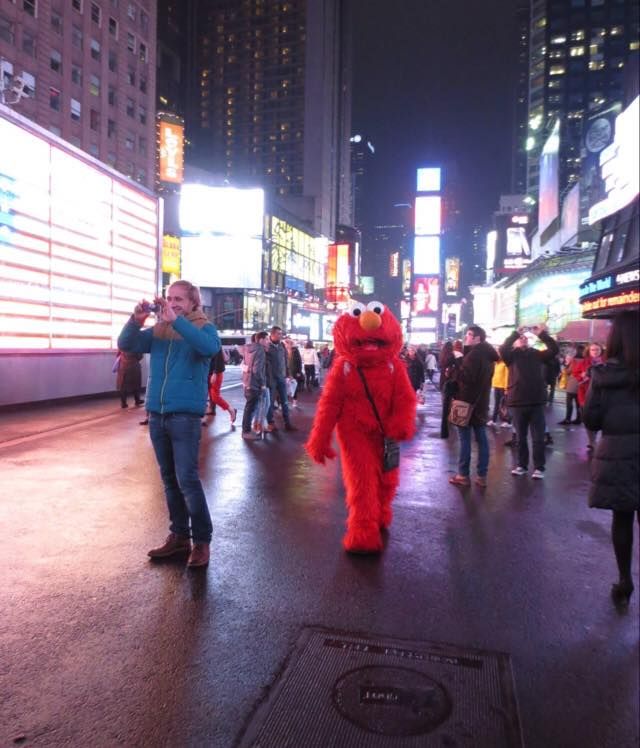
[237,627,523,747]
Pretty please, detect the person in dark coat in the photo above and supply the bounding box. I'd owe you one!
[449,326,498,488]
[404,346,425,393]
[116,349,143,408]
[500,324,559,479]
[439,340,463,438]
[583,311,639,607]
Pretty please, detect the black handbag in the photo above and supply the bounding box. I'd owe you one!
[356,368,400,472]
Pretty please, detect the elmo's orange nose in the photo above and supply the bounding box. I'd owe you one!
[359,310,382,331]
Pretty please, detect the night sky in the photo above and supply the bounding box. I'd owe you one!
[351,0,520,234]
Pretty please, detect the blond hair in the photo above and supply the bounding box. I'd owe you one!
[168,280,202,310]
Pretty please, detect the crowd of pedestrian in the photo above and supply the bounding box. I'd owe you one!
[116,281,637,608]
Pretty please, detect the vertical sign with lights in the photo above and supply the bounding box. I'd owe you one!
[411,167,442,344]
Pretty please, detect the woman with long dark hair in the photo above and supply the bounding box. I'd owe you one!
[583,311,639,607]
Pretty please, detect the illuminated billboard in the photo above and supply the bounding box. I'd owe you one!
[416,167,441,193]
[327,243,351,288]
[445,257,460,295]
[412,276,439,315]
[162,235,181,275]
[415,196,441,235]
[270,216,326,290]
[180,185,264,238]
[402,259,412,293]
[181,236,262,289]
[0,114,159,350]
[538,120,560,236]
[389,252,399,277]
[158,118,185,184]
[413,236,440,275]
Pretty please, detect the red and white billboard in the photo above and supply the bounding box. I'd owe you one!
[412,276,439,315]
[0,114,159,350]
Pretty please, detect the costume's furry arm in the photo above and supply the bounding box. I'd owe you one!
[385,362,417,442]
[305,360,345,464]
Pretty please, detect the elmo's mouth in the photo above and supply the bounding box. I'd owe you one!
[355,338,386,351]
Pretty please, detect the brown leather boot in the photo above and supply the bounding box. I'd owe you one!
[187,542,210,567]
[147,533,191,558]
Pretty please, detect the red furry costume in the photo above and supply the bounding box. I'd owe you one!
[305,303,417,553]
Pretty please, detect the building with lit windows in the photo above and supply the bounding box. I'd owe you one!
[186,0,353,240]
[525,0,639,203]
[350,133,374,229]
[512,0,530,194]
[0,0,157,190]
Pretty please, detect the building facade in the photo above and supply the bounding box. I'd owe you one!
[525,0,639,202]
[183,0,352,240]
[0,0,157,189]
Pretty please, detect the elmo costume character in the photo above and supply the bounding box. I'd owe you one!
[305,301,417,553]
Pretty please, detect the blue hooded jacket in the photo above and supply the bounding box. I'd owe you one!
[118,313,220,415]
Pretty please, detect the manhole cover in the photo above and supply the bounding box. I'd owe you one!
[237,627,523,747]
[333,665,452,736]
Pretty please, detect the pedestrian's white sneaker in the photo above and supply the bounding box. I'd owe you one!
[501,421,512,428]
[532,469,545,479]
[511,466,527,476]
[487,420,495,427]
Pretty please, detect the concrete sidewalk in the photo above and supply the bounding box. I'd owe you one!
[1,386,638,747]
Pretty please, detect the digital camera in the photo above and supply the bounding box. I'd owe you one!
[141,302,159,313]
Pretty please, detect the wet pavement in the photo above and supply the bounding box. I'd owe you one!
[1,372,638,747]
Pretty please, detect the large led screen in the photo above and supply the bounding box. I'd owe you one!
[0,115,158,350]
[180,236,262,289]
[180,185,264,237]
[445,257,460,295]
[538,120,560,235]
[416,167,441,193]
[413,236,440,275]
[158,119,184,184]
[415,196,441,236]
[412,276,440,315]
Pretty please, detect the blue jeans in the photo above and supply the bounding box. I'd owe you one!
[456,424,489,477]
[510,404,546,471]
[242,389,260,433]
[149,412,212,543]
[267,376,291,426]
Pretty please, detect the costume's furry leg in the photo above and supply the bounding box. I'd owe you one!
[379,467,400,529]
[337,428,384,553]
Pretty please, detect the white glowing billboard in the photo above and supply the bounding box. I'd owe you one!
[180,184,264,237]
[181,236,262,289]
[413,236,440,275]
[414,196,441,236]
[416,167,441,193]
[0,114,158,350]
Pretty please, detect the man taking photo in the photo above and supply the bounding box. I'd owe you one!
[266,325,297,432]
[500,324,559,480]
[118,280,220,567]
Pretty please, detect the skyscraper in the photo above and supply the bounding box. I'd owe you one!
[0,0,157,189]
[525,0,639,201]
[512,0,530,195]
[187,0,352,239]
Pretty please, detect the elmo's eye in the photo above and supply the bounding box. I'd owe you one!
[367,300,385,315]
[350,302,366,317]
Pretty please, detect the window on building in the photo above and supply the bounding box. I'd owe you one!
[127,3,135,21]
[571,30,585,41]
[51,10,63,34]
[22,29,36,56]
[139,76,147,93]
[91,2,101,24]
[138,104,146,124]
[72,0,82,11]
[90,109,99,131]
[589,60,605,71]
[126,97,134,117]
[139,42,147,62]
[71,64,82,85]
[126,67,135,85]
[125,133,135,150]
[70,98,81,120]
[550,65,566,75]
[127,32,135,52]
[569,46,585,56]
[49,87,61,111]
[108,16,117,36]
[107,118,116,137]
[23,0,36,17]
[90,38,101,60]
[50,125,62,137]
[108,86,116,105]
[90,74,100,95]
[88,143,98,156]
[108,49,117,71]
[20,71,35,97]
[50,50,62,73]
[138,136,146,154]
[107,151,116,165]
[72,25,83,49]
[0,15,14,44]
[140,10,148,33]
[136,168,146,184]
[551,35,566,45]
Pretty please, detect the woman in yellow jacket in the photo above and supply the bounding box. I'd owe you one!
[488,357,510,426]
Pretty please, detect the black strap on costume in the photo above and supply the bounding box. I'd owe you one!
[356,367,386,436]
